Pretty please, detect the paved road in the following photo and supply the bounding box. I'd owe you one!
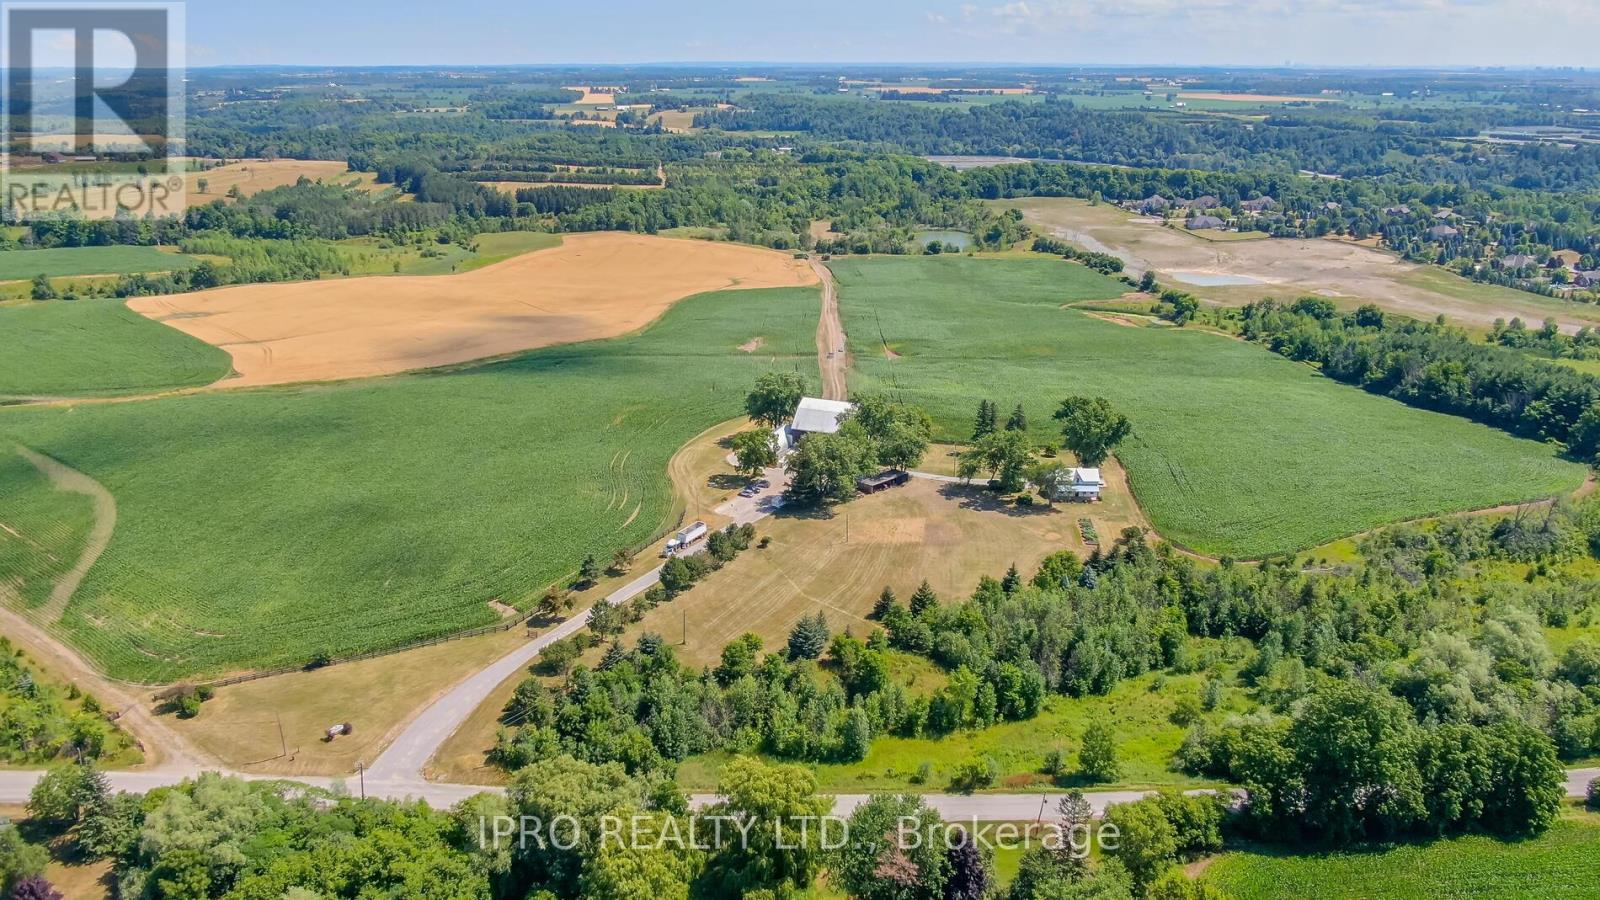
[909,470,966,485]
[365,491,786,784]
[1,770,1593,820]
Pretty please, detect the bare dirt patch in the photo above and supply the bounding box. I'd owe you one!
[1006,197,1600,333]
[738,337,765,353]
[1084,312,1145,328]
[129,233,819,387]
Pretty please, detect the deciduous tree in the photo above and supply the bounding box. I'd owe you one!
[746,372,806,429]
[1054,396,1132,467]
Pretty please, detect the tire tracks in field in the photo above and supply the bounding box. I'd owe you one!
[0,445,214,769]
[14,445,117,625]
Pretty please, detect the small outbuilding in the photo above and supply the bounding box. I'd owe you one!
[857,470,910,494]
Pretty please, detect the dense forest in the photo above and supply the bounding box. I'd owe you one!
[696,94,1600,193]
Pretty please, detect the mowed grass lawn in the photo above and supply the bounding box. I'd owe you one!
[0,285,820,681]
[830,256,1585,557]
[0,245,201,281]
[0,299,233,397]
[1203,812,1600,899]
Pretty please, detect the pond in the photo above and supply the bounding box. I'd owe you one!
[916,230,974,251]
[1168,271,1266,287]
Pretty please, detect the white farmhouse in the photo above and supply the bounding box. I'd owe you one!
[776,397,855,451]
[1051,467,1107,502]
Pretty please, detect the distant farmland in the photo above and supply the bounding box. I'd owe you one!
[0,299,232,398]
[830,255,1585,557]
[0,285,819,681]
[0,246,201,281]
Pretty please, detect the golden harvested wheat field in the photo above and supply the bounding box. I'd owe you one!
[185,159,379,201]
[129,233,819,386]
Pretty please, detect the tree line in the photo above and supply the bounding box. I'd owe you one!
[1231,297,1600,455]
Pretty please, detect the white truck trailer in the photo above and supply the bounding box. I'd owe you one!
[662,521,709,557]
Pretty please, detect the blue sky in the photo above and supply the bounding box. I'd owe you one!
[184,0,1598,68]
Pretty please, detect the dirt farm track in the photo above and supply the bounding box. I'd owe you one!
[130,233,819,386]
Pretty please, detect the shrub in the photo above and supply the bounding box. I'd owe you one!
[535,637,582,676]
[1043,748,1067,777]
[950,756,1000,793]
[1589,777,1599,812]
[1015,493,1035,507]
[1170,693,1203,726]
[154,683,212,718]
[910,761,933,785]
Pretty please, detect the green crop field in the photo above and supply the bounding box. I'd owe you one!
[0,298,234,398]
[0,245,201,281]
[0,448,95,609]
[0,285,819,681]
[1203,813,1600,899]
[830,256,1585,558]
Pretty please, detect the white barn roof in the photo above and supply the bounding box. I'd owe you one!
[791,397,854,434]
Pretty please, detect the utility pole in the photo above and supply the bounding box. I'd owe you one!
[358,761,366,801]
[682,608,687,646]
[275,712,287,758]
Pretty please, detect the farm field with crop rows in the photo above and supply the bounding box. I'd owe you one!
[0,448,95,610]
[830,255,1585,557]
[0,284,819,681]
[0,298,234,398]
[1203,813,1600,898]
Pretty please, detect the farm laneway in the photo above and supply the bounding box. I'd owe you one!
[367,487,785,784]
[813,258,849,400]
